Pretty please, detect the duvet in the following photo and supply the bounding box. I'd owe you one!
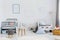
[0,31,55,40]
[0,35,55,40]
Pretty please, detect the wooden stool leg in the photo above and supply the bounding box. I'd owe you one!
[18,29,20,36]
[19,29,26,36]
[21,29,23,36]
[24,29,25,35]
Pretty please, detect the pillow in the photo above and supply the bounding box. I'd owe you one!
[36,28,45,34]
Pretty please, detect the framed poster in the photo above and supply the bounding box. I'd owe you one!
[12,4,20,14]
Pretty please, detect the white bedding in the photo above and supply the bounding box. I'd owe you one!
[0,31,55,40]
[0,35,55,40]
[18,35,55,40]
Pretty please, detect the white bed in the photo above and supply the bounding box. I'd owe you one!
[0,31,55,40]
[18,35,55,40]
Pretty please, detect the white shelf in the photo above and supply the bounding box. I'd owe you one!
[1,27,16,29]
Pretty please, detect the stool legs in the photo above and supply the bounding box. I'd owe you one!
[18,28,26,36]
[24,29,25,35]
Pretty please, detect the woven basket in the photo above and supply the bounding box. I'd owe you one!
[53,29,60,35]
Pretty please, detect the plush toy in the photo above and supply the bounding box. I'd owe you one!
[36,28,45,34]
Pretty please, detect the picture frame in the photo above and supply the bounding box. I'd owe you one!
[12,4,20,14]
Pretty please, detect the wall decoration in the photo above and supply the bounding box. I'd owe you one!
[12,4,20,14]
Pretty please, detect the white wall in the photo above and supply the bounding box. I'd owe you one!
[0,0,57,27]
